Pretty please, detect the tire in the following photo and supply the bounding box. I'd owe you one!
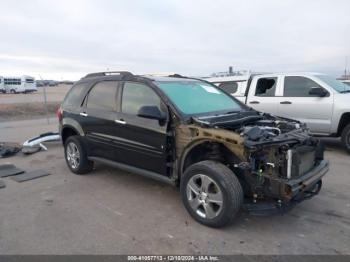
[180,160,243,228]
[64,136,93,174]
[10,89,16,94]
[341,123,350,154]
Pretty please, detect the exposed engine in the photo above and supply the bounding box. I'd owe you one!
[192,111,325,202]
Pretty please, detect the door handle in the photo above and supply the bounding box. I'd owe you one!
[280,101,292,104]
[80,112,88,117]
[249,101,260,104]
[115,119,126,125]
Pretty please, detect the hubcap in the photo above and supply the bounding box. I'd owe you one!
[66,142,80,169]
[186,174,223,219]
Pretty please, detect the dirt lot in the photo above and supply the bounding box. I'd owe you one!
[0,118,349,255]
[0,84,71,104]
[0,84,71,121]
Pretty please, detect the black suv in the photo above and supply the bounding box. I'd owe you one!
[58,71,329,227]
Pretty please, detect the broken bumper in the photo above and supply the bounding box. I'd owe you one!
[244,160,329,215]
[286,159,329,201]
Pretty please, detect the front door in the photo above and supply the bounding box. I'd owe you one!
[277,76,333,135]
[113,81,169,175]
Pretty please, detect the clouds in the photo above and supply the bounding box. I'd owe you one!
[0,0,349,80]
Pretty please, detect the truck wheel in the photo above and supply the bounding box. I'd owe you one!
[341,123,350,154]
[10,89,16,94]
[180,160,243,228]
[64,136,93,174]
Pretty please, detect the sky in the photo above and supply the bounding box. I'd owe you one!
[0,0,349,80]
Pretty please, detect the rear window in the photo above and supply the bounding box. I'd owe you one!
[86,81,118,110]
[218,82,238,94]
[63,83,86,107]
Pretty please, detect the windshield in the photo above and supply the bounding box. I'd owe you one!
[156,80,243,115]
[317,75,350,93]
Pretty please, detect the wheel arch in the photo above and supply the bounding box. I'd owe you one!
[178,139,243,179]
[337,112,350,136]
[61,125,82,144]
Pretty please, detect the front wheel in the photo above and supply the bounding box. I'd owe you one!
[341,123,350,154]
[180,160,243,228]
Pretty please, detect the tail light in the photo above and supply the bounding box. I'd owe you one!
[56,106,63,121]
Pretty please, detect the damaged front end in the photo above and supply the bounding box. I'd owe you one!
[190,111,329,215]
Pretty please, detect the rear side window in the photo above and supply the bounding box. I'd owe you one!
[284,76,322,97]
[218,82,238,94]
[122,82,163,115]
[86,81,118,110]
[255,78,277,97]
[63,83,86,107]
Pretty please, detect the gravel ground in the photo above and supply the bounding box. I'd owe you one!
[0,118,349,255]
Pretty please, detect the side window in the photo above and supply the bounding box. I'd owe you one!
[284,76,322,97]
[122,82,163,115]
[86,81,118,110]
[255,77,277,97]
[218,82,238,94]
[63,83,86,107]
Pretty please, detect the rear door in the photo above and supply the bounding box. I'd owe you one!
[80,80,121,161]
[246,76,282,115]
[277,76,333,134]
[113,81,169,175]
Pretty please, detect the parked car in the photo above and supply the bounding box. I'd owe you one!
[58,71,328,227]
[207,72,350,153]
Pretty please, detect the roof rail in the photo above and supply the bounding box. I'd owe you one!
[84,71,134,79]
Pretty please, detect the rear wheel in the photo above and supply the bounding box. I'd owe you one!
[341,123,350,154]
[10,89,16,94]
[180,160,243,228]
[64,136,93,174]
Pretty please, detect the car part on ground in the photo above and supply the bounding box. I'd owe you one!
[22,132,60,153]
[11,170,50,182]
[0,142,22,158]
[59,71,329,227]
[0,164,24,177]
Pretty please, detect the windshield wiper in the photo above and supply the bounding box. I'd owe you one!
[225,110,240,115]
[340,90,350,93]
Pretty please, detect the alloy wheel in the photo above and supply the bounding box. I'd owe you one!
[66,142,80,169]
[186,174,223,219]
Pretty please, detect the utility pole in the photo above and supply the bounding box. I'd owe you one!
[39,74,49,124]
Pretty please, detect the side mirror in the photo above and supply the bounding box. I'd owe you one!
[137,106,166,121]
[309,87,329,97]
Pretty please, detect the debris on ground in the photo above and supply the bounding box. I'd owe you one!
[22,132,60,154]
[11,170,50,182]
[0,164,24,177]
[0,142,22,158]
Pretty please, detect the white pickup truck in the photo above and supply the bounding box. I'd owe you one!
[207,72,350,153]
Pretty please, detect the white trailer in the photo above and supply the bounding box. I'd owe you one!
[3,75,37,93]
[0,76,4,93]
